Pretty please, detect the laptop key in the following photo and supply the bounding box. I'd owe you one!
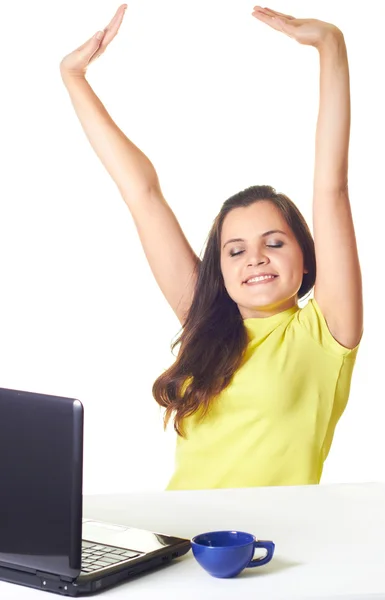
[91,561,109,569]
[119,550,140,559]
[96,556,121,564]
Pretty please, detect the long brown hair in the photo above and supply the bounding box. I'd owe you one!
[152,185,316,436]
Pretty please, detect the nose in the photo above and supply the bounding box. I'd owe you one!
[247,248,270,267]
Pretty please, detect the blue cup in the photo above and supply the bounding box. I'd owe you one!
[191,530,275,578]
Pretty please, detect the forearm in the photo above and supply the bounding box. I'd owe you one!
[313,30,350,193]
[60,71,159,201]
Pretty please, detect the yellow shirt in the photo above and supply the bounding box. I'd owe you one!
[166,298,361,490]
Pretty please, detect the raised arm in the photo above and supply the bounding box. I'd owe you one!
[311,30,363,349]
[252,7,363,349]
[60,5,200,325]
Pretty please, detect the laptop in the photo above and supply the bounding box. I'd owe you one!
[0,387,191,596]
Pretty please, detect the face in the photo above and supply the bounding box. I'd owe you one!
[220,201,308,319]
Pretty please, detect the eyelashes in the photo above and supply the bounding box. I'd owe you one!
[230,244,284,257]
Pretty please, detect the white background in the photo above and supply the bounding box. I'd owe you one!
[0,0,383,494]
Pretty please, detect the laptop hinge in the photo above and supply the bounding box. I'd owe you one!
[36,571,75,583]
[36,574,74,594]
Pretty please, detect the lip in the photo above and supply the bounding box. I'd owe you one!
[243,274,278,285]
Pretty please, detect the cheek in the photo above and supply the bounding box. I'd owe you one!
[286,253,305,280]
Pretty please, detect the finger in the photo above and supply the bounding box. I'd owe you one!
[259,7,295,20]
[76,31,105,53]
[92,4,127,61]
[252,10,283,30]
[93,4,127,59]
[99,5,127,50]
[75,5,125,54]
[252,6,282,19]
[87,32,107,61]
[105,4,127,33]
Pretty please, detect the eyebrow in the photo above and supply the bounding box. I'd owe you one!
[222,230,288,249]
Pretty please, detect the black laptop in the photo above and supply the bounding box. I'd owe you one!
[0,387,190,596]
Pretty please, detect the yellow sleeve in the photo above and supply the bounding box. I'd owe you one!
[296,298,361,359]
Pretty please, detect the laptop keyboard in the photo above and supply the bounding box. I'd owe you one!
[81,540,141,574]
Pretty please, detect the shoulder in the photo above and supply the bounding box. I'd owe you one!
[295,297,362,358]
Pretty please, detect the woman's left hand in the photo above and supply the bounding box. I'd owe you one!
[252,6,341,48]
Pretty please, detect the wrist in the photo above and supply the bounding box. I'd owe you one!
[60,67,87,85]
[315,27,344,52]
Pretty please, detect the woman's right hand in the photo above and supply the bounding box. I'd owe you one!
[60,4,127,78]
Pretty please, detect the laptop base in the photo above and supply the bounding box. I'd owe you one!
[1,543,190,596]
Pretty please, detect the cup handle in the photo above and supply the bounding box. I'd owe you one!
[247,540,275,568]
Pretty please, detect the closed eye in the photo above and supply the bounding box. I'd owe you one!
[230,244,283,257]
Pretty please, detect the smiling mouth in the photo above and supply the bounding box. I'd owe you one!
[243,275,279,285]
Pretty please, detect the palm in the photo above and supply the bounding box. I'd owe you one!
[252,7,339,48]
[60,4,127,76]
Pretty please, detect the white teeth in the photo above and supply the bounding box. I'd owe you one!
[246,275,276,283]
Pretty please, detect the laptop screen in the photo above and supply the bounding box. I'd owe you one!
[0,388,83,579]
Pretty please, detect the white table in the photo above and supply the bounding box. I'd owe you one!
[2,483,385,599]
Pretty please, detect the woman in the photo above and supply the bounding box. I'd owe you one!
[60,5,363,490]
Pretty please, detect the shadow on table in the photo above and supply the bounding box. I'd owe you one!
[239,555,302,578]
